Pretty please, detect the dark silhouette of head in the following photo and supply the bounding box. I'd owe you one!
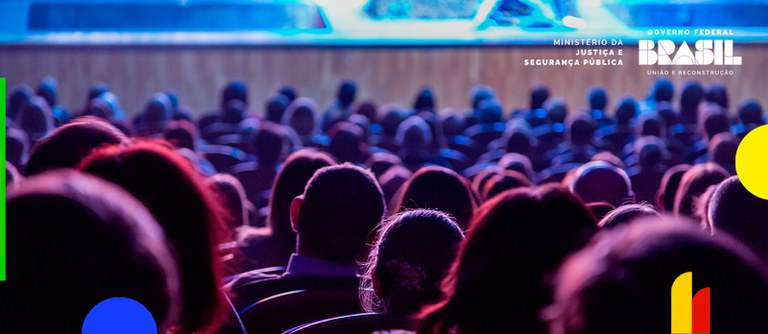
[207,173,249,231]
[588,86,608,111]
[7,127,30,169]
[221,99,246,124]
[9,84,33,120]
[482,170,532,201]
[570,161,634,207]
[615,96,637,126]
[79,142,228,333]
[36,76,59,108]
[597,203,660,229]
[469,84,495,110]
[393,166,475,230]
[142,92,174,130]
[680,81,704,124]
[380,105,407,137]
[738,99,764,125]
[413,86,436,113]
[395,116,433,150]
[705,82,729,110]
[328,122,365,164]
[567,113,596,146]
[17,96,54,142]
[530,84,550,111]
[476,99,504,124]
[656,164,692,212]
[221,80,248,107]
[265,94,290,123]
[674,163,728,217]
[547,218,768,334]
[278,85,299,103]
[499,152,535,181]
[283,97,319,137]
[4,170,179,333]
[356,99,379,124]
[291,164,385,263]
[653,77,674,103]
[25,116,128,176]
[708,132,738,175]
[268,149,335,240]
[419,185,596,334]
[634,136,665,168]
[362,209,464,314]
[163,120,198,152]
[709,176,768,261]
[254,125,286,166]
[698,103,730,141]
[366,152,403,179]
[337,80,357,109]
[637,115,664,138]
[545,97,568,125]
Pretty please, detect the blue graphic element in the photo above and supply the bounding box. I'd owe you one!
[82,297,157,334]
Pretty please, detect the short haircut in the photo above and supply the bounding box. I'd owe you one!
[673,163,728,217]
[570,161,634,207]
[297,163,385,263]
[709,176,768,260]
[393,166,475,230]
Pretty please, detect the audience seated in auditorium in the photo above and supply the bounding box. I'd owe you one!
[2,171,179,333]
[546,218,768,334]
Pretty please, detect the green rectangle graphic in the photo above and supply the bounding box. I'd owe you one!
[1,77,6,281]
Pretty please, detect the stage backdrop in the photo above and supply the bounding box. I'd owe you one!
[1,45,767,117]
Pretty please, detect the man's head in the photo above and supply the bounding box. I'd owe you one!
[570,161,634,207]
[291,164,385,263]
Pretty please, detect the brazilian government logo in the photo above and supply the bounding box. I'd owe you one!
[671,272,710,334]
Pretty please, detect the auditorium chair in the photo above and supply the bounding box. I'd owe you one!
[231,275,359,311]
[200,144,247,173]
[284,312,417,334]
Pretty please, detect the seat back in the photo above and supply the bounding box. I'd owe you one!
[285,312,416,334]
[231,275,359,311]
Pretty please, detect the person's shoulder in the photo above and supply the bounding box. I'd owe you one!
[225,269,280,290]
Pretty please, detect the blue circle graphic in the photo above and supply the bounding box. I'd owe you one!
[82,297,157,334]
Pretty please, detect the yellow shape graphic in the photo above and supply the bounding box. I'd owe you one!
[671,271,693,333]
[736,125,768,200]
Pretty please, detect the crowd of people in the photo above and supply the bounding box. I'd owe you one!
[4,76,768,333]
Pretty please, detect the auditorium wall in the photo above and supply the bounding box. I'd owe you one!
[1,45,766,117]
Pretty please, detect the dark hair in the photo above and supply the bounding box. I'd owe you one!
[282,97,319,137]
[680,81,704,124]
[547,218,768,334]
[567,113,596,146]
[482,170,532,201]
[570,161,634,207]
[222,80,248,107]
[588,86,608,111]
[366,152,403,179]
[705,82,729,109]
[673,163,728,217]
[708,132,738,175]
[656,164,692,212]
[207,173,248,231]
[296,163,385,263]
[25,116,128,176]
[530,84,550,110]
[738,99,764,125]
[17,96,54,142]
[413,87,436,112]
[254,125,286,166]
[337,80,357,109]
[328,122,365,164]
[615,96,637,126]
[265,94,290,123]
[4,170,179,332]
[222,99,246,124]
[709,176,768,260]
[653,77,674,102]
[393,166,476,230]
[163,119,199,152]
[362,209,464,314]
[419,185,596,334]
[278,85,299,103]
[78,142,228,333]
[597,203,660,229]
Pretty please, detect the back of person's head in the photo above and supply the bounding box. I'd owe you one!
[615,96,638,125]
[469,84,495,110]
[547,219,768,334]
[413,86,436,112]
[482,170,532,201]
[674,162,729,217]
[337,80,357,109]
[545,97,568,124]
[476,99,504,124]
[328,122,365,164]
[705,82,729,110]
[738,99,764,125]
[597,203,660,229]
[571,161,634,207]
[395,116,433,149]
[441,111,466,137]
[362,209,464,314]
[657,164,692,212]
[269,149,335,237]
[380,105,407,137]
[17,96,54,142]
[680,81,705,124]
[709,176,768,260]
[278,85,299,103]
[207,173,248,231]
[265,94,290,123]
[143,92,173,128]
[36,76,59,108]
[7,127,30,169]
[637,115,664,138]
[699,103,730,141]
[294,164,385,263]
[163,119,198,151]
[254,125,286,166]
[221,99,246,124]
[366,152,403,179]
[653,77,674,103]
[708,132,738,175]
[78,142,227,333]
[221,80,248,107]
[3,170,179,332]
[356,99,379,124]
[499,152,535,181]
[634,136,666,168]
[25,116,128,176]
[588,86,608,111]
[393,166,475,230]
[591,151,624,169]
[530,84,550,111]
[567,113,596,146]
[9,84,34,120]
[419,185,596,334]
[283,97,319,136]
